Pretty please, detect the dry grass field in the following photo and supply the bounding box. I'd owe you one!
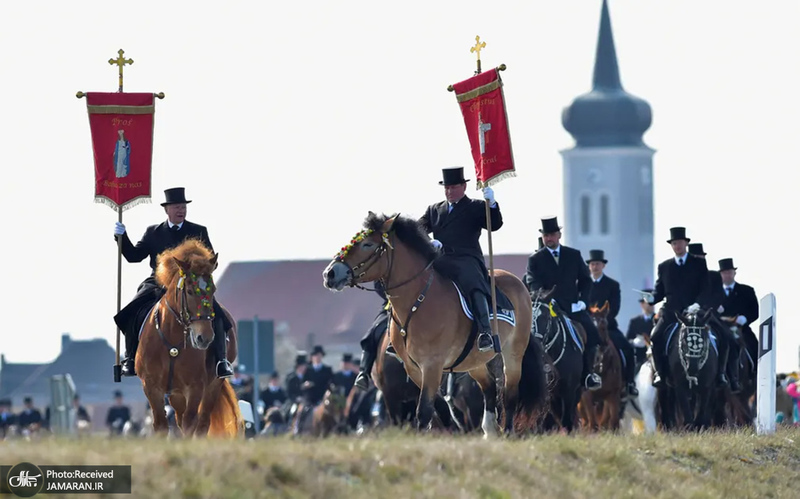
[2,427,799,499]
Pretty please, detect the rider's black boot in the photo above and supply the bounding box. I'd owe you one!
[727,342,741,394]
[582,345,602,391]
[354,349,376,391]
[121,332,138,377]
[213,317,234,379]
[471,292,497,353]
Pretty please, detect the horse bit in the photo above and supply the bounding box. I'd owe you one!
[154,269,215,358]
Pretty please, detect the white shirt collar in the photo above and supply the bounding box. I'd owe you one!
[724,282,736,291]
[674,254,687,265]
[549,245,561,256]
[168,220,184,229]
[592,274,604,283]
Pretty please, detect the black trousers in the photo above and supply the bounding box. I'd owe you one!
[567,310,601,376]
[608,327,635,384]
[360,309,390,355]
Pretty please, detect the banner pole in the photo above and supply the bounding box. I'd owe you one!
[114,205,123,382]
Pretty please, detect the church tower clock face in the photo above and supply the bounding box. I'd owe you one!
[588,168,602,185]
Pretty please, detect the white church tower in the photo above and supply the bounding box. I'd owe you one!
[561,0,655,324]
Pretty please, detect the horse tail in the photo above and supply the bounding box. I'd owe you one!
[206,380,242,438]
[516,333,550,425]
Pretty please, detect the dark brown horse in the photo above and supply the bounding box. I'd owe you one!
[137,239,242,438]
[580,302,623,431]
[311,387,347,437]
[324,213,548,436]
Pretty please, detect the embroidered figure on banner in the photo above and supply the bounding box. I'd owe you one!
[478,112,491,155]
[114,129,131,178]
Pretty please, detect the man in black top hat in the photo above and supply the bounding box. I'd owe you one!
[524,217,602,391]
[645,227,715,388]
[113,187,234,379]
[105,390,130,436]
[626,289,656,341]
[304,345,334,406]
[332,353,357,396]
[418,166,504,354]
[718,258,759,380]
[585,250,638,396]
[354,281,391,391]
[261,371,288,409]
[285,353,308,402]
[687,243,739,392]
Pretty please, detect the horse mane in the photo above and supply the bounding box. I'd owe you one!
[363,212,438,262]
[155,238,216,287]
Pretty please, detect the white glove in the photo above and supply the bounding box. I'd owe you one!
[735,315,747,326]
[482,187,496,207]
[571,301,586,313]
[431,239,443,250]
[114,222,126,236]
[686,303,701,314]
[717,305,725,314]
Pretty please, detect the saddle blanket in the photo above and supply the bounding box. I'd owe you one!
[562,316,584,352]
[453,282,515,327]
[665,323,717,356]
[138,302,160,340]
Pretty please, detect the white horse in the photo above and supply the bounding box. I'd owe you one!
[621,336,658,434]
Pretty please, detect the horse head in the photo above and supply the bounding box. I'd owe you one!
[675,307,715,385]
[155,239,219,350]
[323,212,438,292]
[589,301,610,339]
[323,212,398,291]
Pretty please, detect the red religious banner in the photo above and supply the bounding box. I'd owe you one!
[84,92,155,210]
[451,68,516,188]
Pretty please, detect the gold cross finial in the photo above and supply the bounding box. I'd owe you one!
[108,49,134,92]
[470,36,486,74]
[470,36,486,60]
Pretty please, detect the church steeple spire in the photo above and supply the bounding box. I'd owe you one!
[561,0,652,148]
[593,0,622,91]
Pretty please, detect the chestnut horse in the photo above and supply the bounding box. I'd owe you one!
[137,239,242,438]
[579,302,623,431]
[323,212,548,436]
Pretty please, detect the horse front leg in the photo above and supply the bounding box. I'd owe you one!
[415,364,443,432]
[194,381,222,436]
[181,388,203,437]
[142,381,169,437]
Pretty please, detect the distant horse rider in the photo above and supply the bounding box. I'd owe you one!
[113,187,234,378]
[585,249,638,396]
[717,257,760,382]
[626,289,656,341]
[645,227,718,388]
[354,280,390,391]
[525,216,603,391]
[688,242,739,392]
[418,166,503,354]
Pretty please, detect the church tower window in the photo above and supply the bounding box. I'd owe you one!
[600,194,610,235]
[580,195,591,235]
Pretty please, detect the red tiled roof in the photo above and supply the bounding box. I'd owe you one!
[214,255,530,348]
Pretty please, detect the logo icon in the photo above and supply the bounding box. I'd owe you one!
[6,463,44,497]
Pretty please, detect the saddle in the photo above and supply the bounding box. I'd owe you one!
[452,282,516,327]
[540,300,585,353]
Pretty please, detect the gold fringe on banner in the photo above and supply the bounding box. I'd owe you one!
[94,195,152,212]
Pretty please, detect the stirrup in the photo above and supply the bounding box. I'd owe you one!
[216,360,234,378]
[477,331,494,353]
[354,372,370,391]
[585,373,602,391]
[121,358,137,377]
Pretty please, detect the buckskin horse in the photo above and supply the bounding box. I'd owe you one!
[579,302,623,431]
[137,239,242,438]
[530,288,584,433]
[323,213,548,436]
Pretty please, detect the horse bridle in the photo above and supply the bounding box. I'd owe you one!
[156,271,215,350]
[336,231,433,294]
